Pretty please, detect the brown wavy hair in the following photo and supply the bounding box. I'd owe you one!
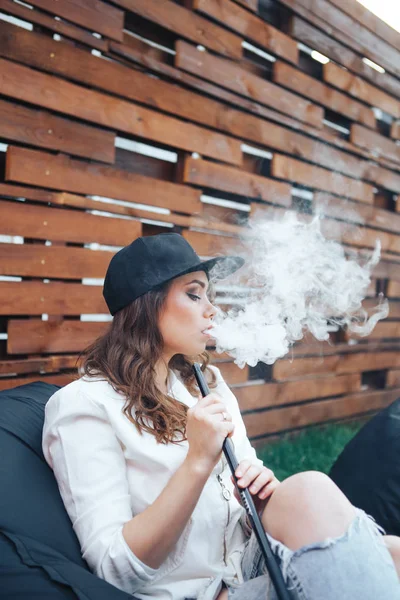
[79,281,217,444]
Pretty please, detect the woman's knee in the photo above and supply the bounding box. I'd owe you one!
[262,471,356,551]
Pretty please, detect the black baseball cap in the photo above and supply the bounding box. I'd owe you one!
[103,233,245,315]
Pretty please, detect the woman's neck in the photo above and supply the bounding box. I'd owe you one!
[154,357,171,395]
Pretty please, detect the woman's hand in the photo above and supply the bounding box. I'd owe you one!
[186,393,234,473]
[232,459,280,513]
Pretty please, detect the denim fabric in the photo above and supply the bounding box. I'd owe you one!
[228,509,400,600]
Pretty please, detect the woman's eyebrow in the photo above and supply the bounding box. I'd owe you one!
[186,279,208,289]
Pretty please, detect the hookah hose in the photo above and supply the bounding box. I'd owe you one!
[192,363,291,600]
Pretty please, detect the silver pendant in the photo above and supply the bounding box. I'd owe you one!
[222,488,231,501]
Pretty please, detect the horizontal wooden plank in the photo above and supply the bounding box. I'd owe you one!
[112,0,242,58]
[289,339,400,359]
[0,0,109,51]
[351,124,400,165]
[327,0,400,53]
[347,321,400,341]
[0,282,106,315]
[0,45,241,167]
[279,0,400,78]
[0,355,78,376]
[371,260,400,283]
[0,98,115,163]
[0,373,75,392]
[0,242,112,280]
[193,0,298,64]
[313,193,400,235]
[109,37,400,185]
[392,121,400,141]
[0,198,142,246]
[251,201,400,255]
[175,41,322,129]
[25,0,124,42]
[5,146,202,214]
[273,352,400,380]
[183,230,244,258]
[387,281,400,297]
[234,0,257,11]
[386,369,400,387]
[0,183,243,237]
[243,387,400,437]
[218,362,249,384]
[183,156,292,207]
[384,302,400,319]
[271,155,374,203]
[0,21,242,166]
[288,16,400,101]
[323,62,400,120]
[273,61,376,128]
[7,320,109,354]
[234,373,360,411]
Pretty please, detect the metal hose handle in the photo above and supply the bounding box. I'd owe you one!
[192,363,291,600]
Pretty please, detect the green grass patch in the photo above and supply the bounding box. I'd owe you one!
[257,421,365,481]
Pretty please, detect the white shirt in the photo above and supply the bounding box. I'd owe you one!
[42,365,263,600]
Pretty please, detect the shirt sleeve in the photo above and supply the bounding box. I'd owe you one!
[42,384,159,594]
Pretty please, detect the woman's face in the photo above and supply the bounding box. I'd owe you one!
[158,270,217,359]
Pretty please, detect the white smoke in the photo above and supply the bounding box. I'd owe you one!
[210,211,388,368]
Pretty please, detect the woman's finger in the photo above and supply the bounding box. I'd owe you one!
[257,477,280,500]
[248,468,275,495]
[234,459,252,479]
[236,464,264,489]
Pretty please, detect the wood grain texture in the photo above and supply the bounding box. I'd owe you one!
[273,352,400,380]
[243,387,400,437]
[0,282,107,315]
[175,41,322,129]
[111,0,242,58]
[5,146,202,214]
[0,183,243,237]
[323,62,400,119]
[0,198,142,246]
[0,0,109,51]
[277,0,400,78]
[0,373,75,391]
[288,15,400,100]
[325,0,400,54]
[271,155,374,204]
[0,26,242,166]
[110,36,400,178]
[194,0,298,63]
[234,373,361,411]
[273,61,376,128]
[7,320,109,354]
[234,0,257,11]
[351,124,400,165]
[0,355,78,376]
[0,242,112,280]
[0,98,115,163]
[183,156,292,207]
[24,0,124,41]
[392,121,400,141]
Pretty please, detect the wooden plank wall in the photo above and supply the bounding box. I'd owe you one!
[1,0,400,445]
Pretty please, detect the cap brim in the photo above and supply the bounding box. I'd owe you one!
[191,256,245,281]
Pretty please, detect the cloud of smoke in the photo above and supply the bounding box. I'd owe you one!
[209,211,388,368]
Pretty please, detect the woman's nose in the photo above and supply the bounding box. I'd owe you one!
[205,300,217,319]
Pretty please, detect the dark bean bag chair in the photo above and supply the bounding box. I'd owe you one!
[330,398,400,536]
[0,381,135,599]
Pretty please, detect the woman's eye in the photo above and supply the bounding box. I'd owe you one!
[187,293,201,301]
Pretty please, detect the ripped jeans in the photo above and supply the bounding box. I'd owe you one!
[228,508,400,600]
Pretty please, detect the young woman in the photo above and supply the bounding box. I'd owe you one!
[42,233,400,600]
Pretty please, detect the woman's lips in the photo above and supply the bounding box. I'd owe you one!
[201,328,215,338]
